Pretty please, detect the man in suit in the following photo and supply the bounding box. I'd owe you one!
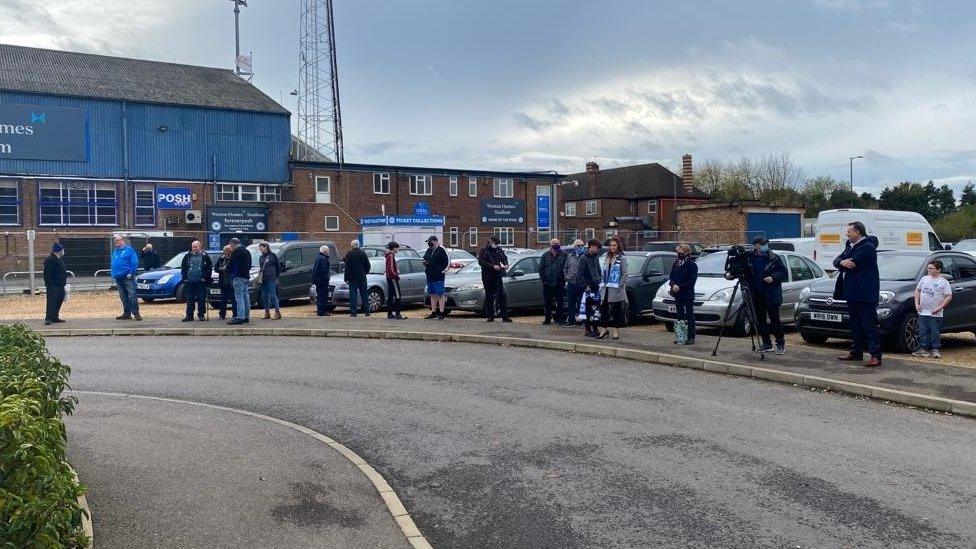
[43,243,68,325]
[833,221,882,367]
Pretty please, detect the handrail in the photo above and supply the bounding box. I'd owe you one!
[92,269,113,292]
[2,270,75,296]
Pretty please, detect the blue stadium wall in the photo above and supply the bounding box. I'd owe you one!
[0,91,290,183]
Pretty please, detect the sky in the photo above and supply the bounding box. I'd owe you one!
[1,0,974,197]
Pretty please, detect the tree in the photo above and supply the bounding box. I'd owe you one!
[879,182,931,219]
[928,182,956,218]
[754,152,805,197]
[960,182,976,207]
[933,205,976,242]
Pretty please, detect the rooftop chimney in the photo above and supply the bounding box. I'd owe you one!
[585,161,600,173]
[681,154,694,194]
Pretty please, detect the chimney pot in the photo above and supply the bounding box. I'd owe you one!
[585,161,600,173]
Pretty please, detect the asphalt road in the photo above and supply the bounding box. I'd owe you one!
[51,337,976,549]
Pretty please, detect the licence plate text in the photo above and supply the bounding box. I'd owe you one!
[811,312,842,322]
[137,283,150,290]
[667,305,676,313]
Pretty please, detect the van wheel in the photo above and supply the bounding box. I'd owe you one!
[800,330,828,344]
[895,313,919,353]
[367,288,384,313]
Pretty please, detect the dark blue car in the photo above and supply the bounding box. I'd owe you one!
[135,250,221,303]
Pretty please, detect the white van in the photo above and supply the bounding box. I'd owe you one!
[769,237,816,261]
[814,209,943,270]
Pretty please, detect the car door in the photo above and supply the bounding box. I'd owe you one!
[783,254,814,319]
[944,254,976,330]
[636,255,670,314]
[505,257,541,308]
[278,247,304,299]
[396,258,419,301]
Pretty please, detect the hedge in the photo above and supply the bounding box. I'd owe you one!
[1,324,88,548]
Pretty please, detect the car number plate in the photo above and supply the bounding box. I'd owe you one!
[209,288,221,295]
[811,312,842,322]
[137,283,150,290]
[667,305,677,313]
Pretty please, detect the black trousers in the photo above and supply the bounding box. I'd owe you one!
[542,284,566,323]
[217,284,236,319]
[752,291,784,346]
[674,294,696,340]
[315,281,331,316]
[184,281,207,319]
[848,300,882,359]
[483,279,508,319]
[600,296,624,329]
[386,278,402,316]
[45,285,65,321]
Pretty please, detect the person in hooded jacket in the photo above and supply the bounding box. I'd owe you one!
[385,241,404,320]
[833,221,883,367]
[563,239,586,326]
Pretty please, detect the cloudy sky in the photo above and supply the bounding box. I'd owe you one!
[1,0,974,196]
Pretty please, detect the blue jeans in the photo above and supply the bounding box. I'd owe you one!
[261,279,280,312]
[347,279,368,315]
[232,277,250,320]
[115,276,140,315]
[918,315,943,350]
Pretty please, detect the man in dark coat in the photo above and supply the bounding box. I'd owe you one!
[342,240,371,317]
[141,243,161,270]
[538,237,568,325]
[227,237,253,325]
[668,243,699,344]
[478,235,511,322]
[833,221,882,366]
[311,245,333,316]
[729,236,789,354]
[43,243,68,325]
[179,240,213,321]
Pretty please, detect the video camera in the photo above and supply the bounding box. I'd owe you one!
[724,245,752,282]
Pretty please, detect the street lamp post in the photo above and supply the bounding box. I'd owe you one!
[849,155,864,208]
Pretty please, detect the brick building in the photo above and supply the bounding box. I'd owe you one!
[276,162,562,250]
[675,201,805,244]
[556,154,708,245]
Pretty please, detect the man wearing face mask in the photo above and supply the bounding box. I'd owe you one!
[562,239,586,326]
[478,235,511,322]
[538,237,568,325]
[734,236,789,355]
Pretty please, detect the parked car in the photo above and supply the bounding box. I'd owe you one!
[652,250,830,335]
[795,250,976,351]
[325,256,428,312]
[951,239,976,257]
[433,251,546,314]
[444,248,478,273]
[135,250,221,303]
[209,241,339,308]
[698,245,733,258]
[642,241,704,258]
[362,245,420,259]
[616,251,677,324]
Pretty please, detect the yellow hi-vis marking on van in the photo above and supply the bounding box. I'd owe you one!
[907,232,924,246]
[819,233,841,244]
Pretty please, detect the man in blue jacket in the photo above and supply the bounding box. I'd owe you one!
[111,234,142,320]
[739,236,789,355]
[833,221,882,367]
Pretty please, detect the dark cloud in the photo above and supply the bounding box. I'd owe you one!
[353,140,412,156]
[627,89,707,121]
[711,76,874,116]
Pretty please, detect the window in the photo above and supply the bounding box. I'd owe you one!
[645,256,672,275]
[468,177,478,197]
[261,186,281,202]
[39,181,118,226]
[787,254,814,281]
[513,257,540,274]
[803,257,824,278]
[537,230,550,244]
[133,185,156,227]
[217,184,280,202]
[324,216,339,231]
[929,232,943,252]
[315,176,331,203]
[493,227,514,246]
[565,202,576,217]
[373,173,390,194]
[584,228,595,240]
[410,175,432,196]
[955,256,976,280]
[469,227,478,246]
[493,178,513,198]
[0,181,20,226]
[449,177,458,197]
[647,200,658,214]
[585,200,598,215]
[281,248,302,269]
[449,227,459,247]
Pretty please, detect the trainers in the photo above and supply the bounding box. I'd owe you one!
[181,317,193,322]
[116,314,131,320]
[931,350,941,359]
[133,313,142,321]
[775,343,786,355]
[760,344,773,353]
[911,350,931,358]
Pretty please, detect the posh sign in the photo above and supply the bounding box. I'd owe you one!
[0,103,88,161]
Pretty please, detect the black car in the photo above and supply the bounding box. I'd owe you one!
[795,250,976,351]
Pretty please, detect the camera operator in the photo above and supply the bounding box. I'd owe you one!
[725,236,788,355]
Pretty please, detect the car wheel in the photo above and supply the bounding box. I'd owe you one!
[174,283,185,303]
[141,297,155,303]
[664,321,674,332]
[367,287,384,313]
[895,313,920,353]
[800,330,829,344]
[733,311,752,337]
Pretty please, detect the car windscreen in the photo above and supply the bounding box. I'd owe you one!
[457,261,482,274]
[447,250,475,259]
[954,240,976,251]
[643,244,674,252]
[768,242,795,251]
[877,255,924,281]
[695,251,729,276]
[163,252,187,268]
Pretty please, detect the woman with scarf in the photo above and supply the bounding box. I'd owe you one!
[668,243,699,345]
[597,237,628,340]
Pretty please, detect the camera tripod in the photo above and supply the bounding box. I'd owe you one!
[711,278,767,362]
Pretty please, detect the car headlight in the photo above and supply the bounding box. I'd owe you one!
[157,274,174,285]
[709,287,735,302]
[455,282,484,292]
[338,283,348,290]
[879,290,895,304]
[656,284,670,297]
[799,287,811,303]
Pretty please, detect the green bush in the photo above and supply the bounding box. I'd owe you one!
[0,324,88,548]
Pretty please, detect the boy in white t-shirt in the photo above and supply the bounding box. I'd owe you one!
[913,259,953,358]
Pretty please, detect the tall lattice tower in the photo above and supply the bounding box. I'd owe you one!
[297,0,343,163]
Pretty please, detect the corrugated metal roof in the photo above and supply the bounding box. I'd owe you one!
[0,43,289,115]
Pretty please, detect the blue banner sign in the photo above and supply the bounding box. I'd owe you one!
[537,194,551,229]
[480,199,525,226]
[156,186,192,209]
[207,232,221,251]
[361,215,445,227]
[413,202,431,216]
[0,103,87,161]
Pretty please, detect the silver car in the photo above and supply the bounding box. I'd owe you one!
[314,256,429,313]
[434,251,546,314]
[652,250,829,335]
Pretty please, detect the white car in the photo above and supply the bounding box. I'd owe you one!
[444,248,478,273]
[952,239,976,257]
